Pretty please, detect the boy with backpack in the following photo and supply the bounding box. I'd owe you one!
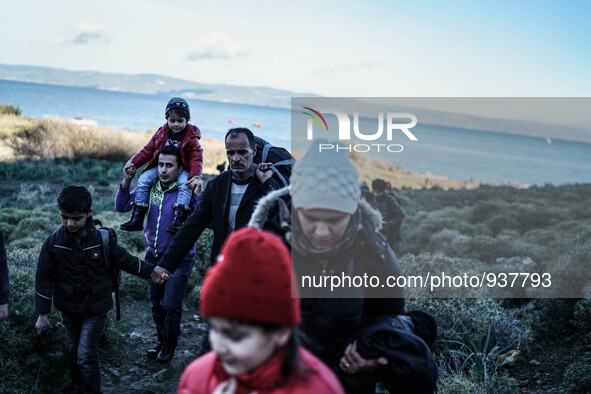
[34,185,168,393]
[121,97,203,234]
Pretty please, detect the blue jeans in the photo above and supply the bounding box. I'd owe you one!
[61,311,107,394]
[146,252,194,341]
[135,167,191,207]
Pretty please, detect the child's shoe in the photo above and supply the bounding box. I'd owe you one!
[120,202,148,231]
[166,204,191,234]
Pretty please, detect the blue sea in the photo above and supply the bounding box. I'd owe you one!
[1,79,590,186]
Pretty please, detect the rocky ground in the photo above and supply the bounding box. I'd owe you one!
[505,332,591,393]
[96,299,591,393]
[99,300,207,394]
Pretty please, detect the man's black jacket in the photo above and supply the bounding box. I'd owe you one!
[158,169,278,272]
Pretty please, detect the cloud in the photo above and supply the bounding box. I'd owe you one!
[52,22,107,45]
[186,32,251,60]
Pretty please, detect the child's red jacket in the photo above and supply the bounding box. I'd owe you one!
[131,123,203,178]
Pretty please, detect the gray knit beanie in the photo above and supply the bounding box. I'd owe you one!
[292,143,360,214]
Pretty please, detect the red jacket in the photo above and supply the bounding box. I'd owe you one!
[177,348,344,394]
[131,123,203,179]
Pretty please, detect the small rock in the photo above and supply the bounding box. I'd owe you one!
[495,256,537,272]
[536,380,542,385]
[103,366,121,378]
[529,359,540,366]
[498,349,521,367]
[183,350,195,359]
[152,368,169,382]
[129,331,143,339]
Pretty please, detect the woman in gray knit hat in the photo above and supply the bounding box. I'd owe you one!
[249,143,406,393]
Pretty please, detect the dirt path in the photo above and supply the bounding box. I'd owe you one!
[99,300,207,394]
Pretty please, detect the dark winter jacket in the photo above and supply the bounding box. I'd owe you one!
[158,169,279,271]
[131,123,203,179]
[35,217,154,317]
[0,230,8,305]
[337,315,438,394]
[374,193,405,243]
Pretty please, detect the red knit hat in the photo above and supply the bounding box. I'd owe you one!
[200,228,300,327]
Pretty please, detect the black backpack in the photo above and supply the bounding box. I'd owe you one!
[253,136,294,187]
[95,221,122,320]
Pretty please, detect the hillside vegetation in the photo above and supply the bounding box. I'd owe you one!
[0,112,590,393]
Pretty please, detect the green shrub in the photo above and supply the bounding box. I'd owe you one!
[406,298,532,352]
[517,299,578,340]
[120,273,149,301]
[572,298,591,331]
[6,248,39,270]
[0,266,69,393]
[438,373,522,394]
[0,104,21,116]
[563,360,591,392]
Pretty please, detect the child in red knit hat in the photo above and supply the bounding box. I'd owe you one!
[177,227,344,394]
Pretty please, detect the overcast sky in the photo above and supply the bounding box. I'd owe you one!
[1,0,590,98]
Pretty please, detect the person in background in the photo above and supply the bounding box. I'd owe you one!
[372,178,406,245]
[177,227,344,394]
[121,97,203,234]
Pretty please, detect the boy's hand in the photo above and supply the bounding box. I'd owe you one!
[186,176,203,195]
[35,314,54,337]
[151,266,171,284]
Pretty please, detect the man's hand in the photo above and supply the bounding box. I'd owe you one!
[0,303,8,327]
[255,162,274,183]
[186,176,203,195]
[35,314,54,336]
[339,340,388,374]
[151,266,171,284]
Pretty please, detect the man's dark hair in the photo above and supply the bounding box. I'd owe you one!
[166,108,190,122]
[158,145,182,167]
[57,185,92,213]
[225,127,255,148]
[372,178,387,192]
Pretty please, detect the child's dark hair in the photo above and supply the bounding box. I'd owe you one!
[57,185,92,213]
[166,108,190,122]
[158,145,182,167]
[258,323,303,382]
